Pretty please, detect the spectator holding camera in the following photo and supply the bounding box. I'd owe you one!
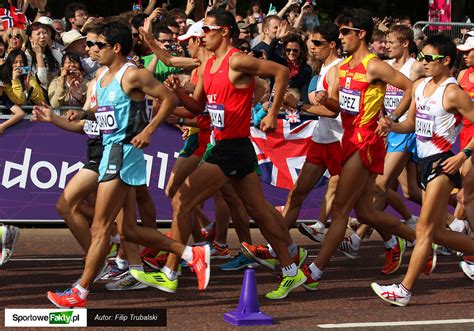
[1,48,45,108]
[48,52,87,108]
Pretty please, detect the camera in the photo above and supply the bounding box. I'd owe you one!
[18,66,30,75]
[165,44,177,52]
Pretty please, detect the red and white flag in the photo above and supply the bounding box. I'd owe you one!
[0,4,29,30]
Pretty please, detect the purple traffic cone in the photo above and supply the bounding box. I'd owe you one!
[224,267,273,326]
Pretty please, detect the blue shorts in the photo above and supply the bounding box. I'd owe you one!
[386,132,416,157]
[98,143,146,186]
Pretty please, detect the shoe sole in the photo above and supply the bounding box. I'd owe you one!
[47,293,85,309]
[302,283,319,291]
[298,224,324,243]
[210,254,231,260]
[202,245,211,290]
[382,239,406,275]
[241,244,276,270]
[338,248,358,259]
[425,249,438,276]
[370,283,407,307]
[101,270,129,281]
[106,283,148,291]
[2,226,20,264]
[219,262,260,271]
[265,274,307,300]
[459,262,474,281]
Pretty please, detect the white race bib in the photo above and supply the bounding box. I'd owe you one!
[83,120,100,139]
[384,91,403,113]
[339,88,361,116]
[95,106,118,133]
[415,112,434,141]
[207,103,225,131]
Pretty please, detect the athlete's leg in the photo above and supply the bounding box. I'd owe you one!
[165,155,201,198]
[135,186,157,229]
[283,162,326,229]
[213,190,230,244]
[458,160,474,229]
[398,163,422,205]
[56,168,98,253]
[386,188,413,221]
[220,183,252,243]
[318,176,339,224]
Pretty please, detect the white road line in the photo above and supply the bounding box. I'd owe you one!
[318,319,474,328]
[11,258,84,261]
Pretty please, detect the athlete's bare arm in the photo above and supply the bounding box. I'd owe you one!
[410,60,425,81]
[140,16,200,70]
[368,58,413,119]
[124,68,178,148]
[167,66,207,115]
[31,104,86,133]
[229,52,289,131]
[445,84,474,122]
[457,69,467,84]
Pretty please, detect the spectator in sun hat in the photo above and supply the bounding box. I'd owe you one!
[37,16,64,60]
[61,29,98,80]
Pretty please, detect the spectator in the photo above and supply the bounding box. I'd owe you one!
[236,39,251,54]
[0,38,6,65]
[24,22,60,89]
[252,15,281,56]
[370,29,387,59]
[1,49,45,107]
[65,2,89,32]
[167,8,187,35]
[3,27,26,56]
[246,0,265,26]
[52,19,65,37]
[37,16,65,62]
[48,52,87,108]
[294,2,319,32]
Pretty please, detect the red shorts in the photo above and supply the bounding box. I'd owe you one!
[341,129,386,175]
[193,130,211,158]
[306,141,342,176]
[460,123,474,150]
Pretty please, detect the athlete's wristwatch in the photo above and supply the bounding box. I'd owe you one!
[177,117,185,127]
[296,101,305,111]
[462,148,472,159]
[390,113,399,123]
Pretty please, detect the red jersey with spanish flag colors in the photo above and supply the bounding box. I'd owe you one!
[338,53,386,131]
[203,48,255,141]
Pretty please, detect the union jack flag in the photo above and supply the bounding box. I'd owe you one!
[0,5,29,30]
[251,118,326,190]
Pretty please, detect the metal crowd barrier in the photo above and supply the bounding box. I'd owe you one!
[0,105,84,120]
[413,21,474,42]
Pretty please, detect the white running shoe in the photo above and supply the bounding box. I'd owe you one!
[338,236,359,259]
[371,283,411,307]
[459,261,474,281]
[105,272,149,291]
[298,223,324,243]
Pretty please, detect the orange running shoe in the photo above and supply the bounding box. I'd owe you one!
[47,288,87,308]
[382,237,406,275]
[463,255,474,264]
[424,245,438,276]
[190,246,210,290]
[210,242,231,259]
[241,242,277,270]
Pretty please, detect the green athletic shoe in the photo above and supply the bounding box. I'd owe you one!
[265,269,307,300]
[130,269,177,293]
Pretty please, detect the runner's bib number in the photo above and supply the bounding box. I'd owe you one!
[339,88,361,116]
[384,91,403,113]
[207,103,225,131]
[95,106,118,134]
[83,120,100,139]
[415,112,434,140]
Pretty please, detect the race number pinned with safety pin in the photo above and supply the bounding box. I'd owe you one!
[339,88,361,116]
[207,103,225,131]
[96,106,118,134]
[415,111,434,141]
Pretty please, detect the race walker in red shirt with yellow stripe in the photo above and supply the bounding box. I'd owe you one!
[290,8,417,291]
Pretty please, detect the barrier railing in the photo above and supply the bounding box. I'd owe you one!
[413,21,474,42]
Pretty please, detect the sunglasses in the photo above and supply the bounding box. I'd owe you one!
[286,48,300,54]
[157,39,173,43]
[339,27,362,36]
[239,46,250,52]
[417,52,446,63]
[132,32,140,38]
[311,39,328,47]
[202,25,227,34]
[8,33,22,39]
[86,40,111,49]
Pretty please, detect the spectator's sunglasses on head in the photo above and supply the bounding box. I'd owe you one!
[311,39,328,47]
[339,26,363,36]
[8,33,22,39]
[202,25,227,34]
[417,51,446,63]
[86,40,111,50]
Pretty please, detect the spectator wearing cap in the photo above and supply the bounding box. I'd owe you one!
[25,22,60,89]
[65,2,89,32]
[37,16,64,63]
[61,29,98,81]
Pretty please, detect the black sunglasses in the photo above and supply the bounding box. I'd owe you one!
[311,39,328,47]
[339,27,362,36]
[286,48,300,54]
[8,33,22,39]
[86,40,111,49]
[417,51,446,63]
[157,39,173,43]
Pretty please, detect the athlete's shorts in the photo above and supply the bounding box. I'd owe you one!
[193,131,211,158]
[386,132,416,155]
[178,132,199,158]
[83,141,104,174]
[418,151,462,190]
[460,124,474,150]
[204,138,256,178]
[341,129,386,175]
[306,140,342,176]
[98,143,146,186]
